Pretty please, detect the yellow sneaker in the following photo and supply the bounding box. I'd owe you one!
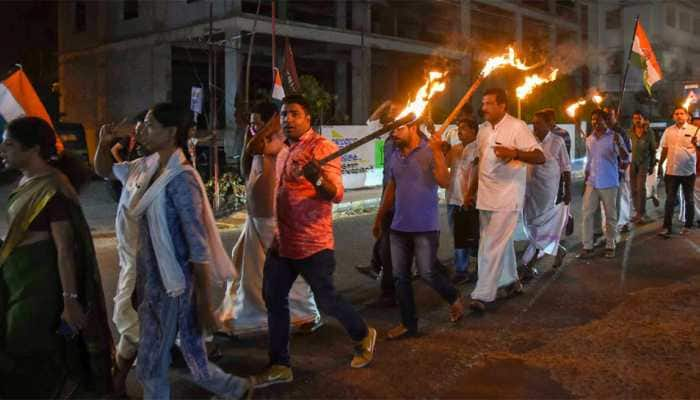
[350,327,376,368]
[252,364,293,388]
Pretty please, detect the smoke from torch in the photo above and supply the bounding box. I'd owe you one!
[516,69,559,100]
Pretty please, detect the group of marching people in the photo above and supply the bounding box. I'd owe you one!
[0,84,697,398]
[362,87,698,331]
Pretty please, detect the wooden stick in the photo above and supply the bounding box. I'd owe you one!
[319,113,415,165]
[434,75,485,138]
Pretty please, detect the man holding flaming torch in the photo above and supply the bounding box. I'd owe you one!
[464,88,545,312]
[254,95,377,388]
[373,114,465,339]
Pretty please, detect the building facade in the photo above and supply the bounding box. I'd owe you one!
[58,0,591,158]
[588,0,700,118]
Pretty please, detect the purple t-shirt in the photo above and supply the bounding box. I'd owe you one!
[389,139,440,232]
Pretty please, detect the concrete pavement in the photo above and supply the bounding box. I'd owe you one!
[85,180,700,399]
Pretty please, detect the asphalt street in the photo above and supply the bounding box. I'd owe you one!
[83,181,700,399]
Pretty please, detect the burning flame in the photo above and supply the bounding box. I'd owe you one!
[516,69,559,100]
[566,99,587,119]
[396,71,447,120]
[480,47,537,78]
[592,94,603,105]
[682,92,696,111]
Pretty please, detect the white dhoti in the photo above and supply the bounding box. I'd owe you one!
[471,210,519,302]
[617,167,632,227]
[522,204,569,265]
[216,217,320,335]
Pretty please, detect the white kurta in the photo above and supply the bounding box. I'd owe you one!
[216,156,320,336]
[471,114,542,302]
[112,154,160,359]
[522,133,570,262]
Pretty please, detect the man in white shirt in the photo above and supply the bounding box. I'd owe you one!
[658,107,697,237]
[521,109,572,274]
[464,88,545,312]
[445,118,479,284]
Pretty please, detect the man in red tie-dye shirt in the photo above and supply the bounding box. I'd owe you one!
[253,95,377,389]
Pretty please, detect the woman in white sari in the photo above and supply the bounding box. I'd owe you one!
[217,106,320,336]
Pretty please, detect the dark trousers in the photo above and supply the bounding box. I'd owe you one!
[390,230,459,332]
[664,174,696,229]
[263,249,368,366]
[630,163,649,217]
[370,210,394,295]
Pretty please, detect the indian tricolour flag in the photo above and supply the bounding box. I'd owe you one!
[0,68,62,151]
[272,67,285,110]
[631,21,662,95]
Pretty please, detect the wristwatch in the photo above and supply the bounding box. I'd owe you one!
[315,176,323,187]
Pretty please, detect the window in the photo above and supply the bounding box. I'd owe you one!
[124,0,138,20]
[679,12,690,32]
[605,8,621,30]
[74,1,86,32]
[607,51,623,74]
[666,5,676,28]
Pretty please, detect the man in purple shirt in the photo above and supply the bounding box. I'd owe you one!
[373,118,464,339]
[579,109,629,258]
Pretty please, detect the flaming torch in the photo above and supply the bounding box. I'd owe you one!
[566,99,587,139]
[319,71,447,165]
[515,68,559,119]
[434,47,539,138]
[592,93,603,109]
[682,91,697,112]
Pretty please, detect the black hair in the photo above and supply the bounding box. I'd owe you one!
[692,116,700,122]
[537,108,556,124]
[132,109,148,124]
[149,102,193,163]
[591,108,609,121]
[458,118,479,133]
[282,94,312,116]
[632,110,645,117]
[483,88,508,107]
[252,101,278,122]
[672,106,688,114]
[6,116,91,190]
[533,109,550,122]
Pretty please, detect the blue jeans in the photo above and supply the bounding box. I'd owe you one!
[447,205,474,273]
[139,295,249,400]
[390,230,459,332]
[264,249,368,366]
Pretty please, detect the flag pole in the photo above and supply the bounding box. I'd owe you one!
[271,0,276,73]
[618,15,640,117]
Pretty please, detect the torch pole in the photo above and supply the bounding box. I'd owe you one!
[434,75,485,138]
[517,97,522,119]
[319,113,415,165]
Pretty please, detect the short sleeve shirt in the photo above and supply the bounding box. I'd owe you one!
[660,123,698,176]
[389,139,440,232]
[275,129,344,259]
[476,114,542,211]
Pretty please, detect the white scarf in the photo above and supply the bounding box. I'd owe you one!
[130,149,236,296]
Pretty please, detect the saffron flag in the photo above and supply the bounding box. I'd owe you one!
[272,67,285,108]
[281,38,301,94]
[0,68,62,151]
[631,21,662,94]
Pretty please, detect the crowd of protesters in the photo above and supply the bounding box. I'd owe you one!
[0,85,697,398]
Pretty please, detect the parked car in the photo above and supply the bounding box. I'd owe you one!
[55,122,89,162]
